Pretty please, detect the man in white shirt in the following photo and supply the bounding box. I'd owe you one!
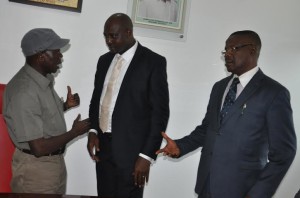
[87,13,169,198]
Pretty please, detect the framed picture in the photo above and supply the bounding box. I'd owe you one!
[127,0,190,41]
[8,0,83,13]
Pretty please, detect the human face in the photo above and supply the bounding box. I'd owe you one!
[223,35,255,76]
[40,49,63,74]
[103,20,132,54]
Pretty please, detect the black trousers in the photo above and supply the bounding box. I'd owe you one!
[96,134,143,198]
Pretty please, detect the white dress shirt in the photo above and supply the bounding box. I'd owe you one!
[99,42,138,132]
[90,41,153,162]
[221,66,259,108]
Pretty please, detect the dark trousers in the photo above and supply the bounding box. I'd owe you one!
[198,194,211,198]
[96,134,143,198]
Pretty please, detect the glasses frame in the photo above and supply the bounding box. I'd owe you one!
[221,43,254,55]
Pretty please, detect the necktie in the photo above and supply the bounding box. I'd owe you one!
[220,77,240,122]
[99,56,124,132]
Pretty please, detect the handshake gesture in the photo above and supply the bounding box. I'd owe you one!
[156,132,181,158]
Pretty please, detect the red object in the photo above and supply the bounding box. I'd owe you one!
[0,84,15,192]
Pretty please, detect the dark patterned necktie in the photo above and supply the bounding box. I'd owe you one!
[220,77,240,122]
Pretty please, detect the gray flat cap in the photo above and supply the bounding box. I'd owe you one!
[21,28,70,56]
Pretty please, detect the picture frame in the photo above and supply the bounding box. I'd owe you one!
[127,0,190,41]
[8,0,83,13]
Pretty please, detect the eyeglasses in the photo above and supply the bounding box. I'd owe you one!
[221,43,253,55]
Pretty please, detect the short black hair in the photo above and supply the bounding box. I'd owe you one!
[230,30,261,52]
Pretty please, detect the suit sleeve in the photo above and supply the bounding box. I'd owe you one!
[89,57,103,132]
[248,88,297,197]
[175,82,220,156]
[141,55,170,160]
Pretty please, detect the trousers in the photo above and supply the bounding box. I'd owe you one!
[11,149,66,194]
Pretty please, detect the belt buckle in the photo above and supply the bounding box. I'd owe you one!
[48,147,64,156]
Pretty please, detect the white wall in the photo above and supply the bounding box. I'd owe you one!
[1,0,300,197]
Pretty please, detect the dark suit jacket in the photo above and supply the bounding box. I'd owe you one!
[89,43,169,168]
[176,69,296,198]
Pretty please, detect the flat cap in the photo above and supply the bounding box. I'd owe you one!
[21,28,70,56]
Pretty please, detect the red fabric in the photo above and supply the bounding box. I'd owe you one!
[0,115,15,192]
[0,83,15,192]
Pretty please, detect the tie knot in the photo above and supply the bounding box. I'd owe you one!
[116,55,124,63]
[232,77,240,86]
[115,56,124,69]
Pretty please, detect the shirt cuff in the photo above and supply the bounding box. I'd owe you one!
[89,129,98,135]
[139,153,154,163]
[88,130,153,163]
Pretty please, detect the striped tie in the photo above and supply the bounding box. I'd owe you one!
[220,77,240,122]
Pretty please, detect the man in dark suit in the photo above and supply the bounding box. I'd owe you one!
[87,13,169,198]
[156,30,296,198]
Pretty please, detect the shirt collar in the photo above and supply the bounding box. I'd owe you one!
[24,63,53,90]
[116,41,138,63]
[234,66,259,88]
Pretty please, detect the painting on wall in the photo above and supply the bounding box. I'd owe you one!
[9,0,83,13]
[127,0,190,41]
[131,0,186,33]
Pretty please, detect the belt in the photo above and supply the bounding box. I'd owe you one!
[19,147,65,156]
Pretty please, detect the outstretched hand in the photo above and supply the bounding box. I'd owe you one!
[156,132,180,158]
[71,114,90,136]
[65,86,80,110]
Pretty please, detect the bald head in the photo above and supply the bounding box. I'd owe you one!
[105,13,133,32]
[103,13,135,54]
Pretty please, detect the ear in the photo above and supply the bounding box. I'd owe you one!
[126,29,133,37]
[250,47,256,55]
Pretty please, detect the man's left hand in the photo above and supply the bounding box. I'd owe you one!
[65,86,80,110]
[133,156,151,188]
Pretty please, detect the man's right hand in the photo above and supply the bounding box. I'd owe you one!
[71,114,90,136]
[87,132,100,162]
[156,132,180,158]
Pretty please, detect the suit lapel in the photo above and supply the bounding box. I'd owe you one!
[220,69,265,124]
[114,43,144,108]
[121,43,143,87]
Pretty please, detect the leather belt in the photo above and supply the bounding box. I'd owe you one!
[19,147,65,156]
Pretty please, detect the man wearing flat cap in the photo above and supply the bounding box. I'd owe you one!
[3,28,90,194]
